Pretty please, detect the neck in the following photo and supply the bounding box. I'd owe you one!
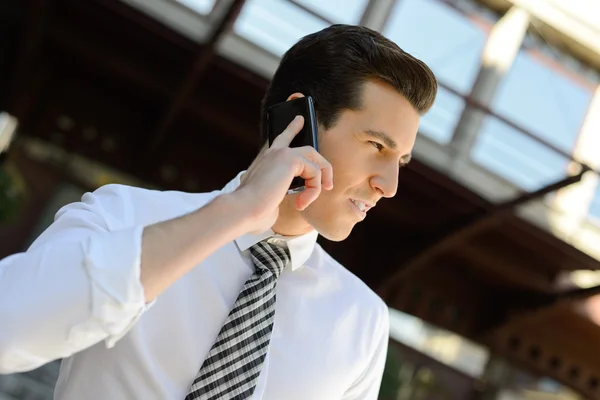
[271,195,314,237]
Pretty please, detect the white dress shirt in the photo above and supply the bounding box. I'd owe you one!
[0,171,389,399]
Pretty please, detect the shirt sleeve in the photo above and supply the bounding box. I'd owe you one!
[0,184,151,374]
[341,302,390,400]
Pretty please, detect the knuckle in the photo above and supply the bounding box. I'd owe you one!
[271,147,291,160]
[289,151,305,166]
[290,154,305,169]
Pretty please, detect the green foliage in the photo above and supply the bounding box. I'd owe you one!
[379,344,404,400]
[0,164,25,224]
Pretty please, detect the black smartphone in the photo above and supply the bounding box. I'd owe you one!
[266,96,319,194]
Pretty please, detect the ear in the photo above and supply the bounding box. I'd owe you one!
[286,92,305,101]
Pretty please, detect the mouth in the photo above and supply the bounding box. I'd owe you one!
[349,199,373,218]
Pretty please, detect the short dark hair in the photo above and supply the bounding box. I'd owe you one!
[260,24,438,144]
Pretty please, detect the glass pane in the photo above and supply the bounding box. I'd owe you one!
[175,0,217,15]
[234,0,329,56]
[589,185,600,222]
[384,0,487,94]
[472,116,570,191]
[294,0,368,24]
[418,86,465,144]
[389,308,489,378]
[492,48,593,153]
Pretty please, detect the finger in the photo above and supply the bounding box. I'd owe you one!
[293,159,321,210]
[270,115,304,148]
[295,146,333,190]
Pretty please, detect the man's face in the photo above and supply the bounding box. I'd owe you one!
[300,80,420,241]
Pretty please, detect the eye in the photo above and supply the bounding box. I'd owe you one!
[369,141,384,151]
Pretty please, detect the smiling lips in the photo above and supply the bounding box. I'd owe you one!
[349,199,374,215]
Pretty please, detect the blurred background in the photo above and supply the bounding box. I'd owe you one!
[1,0,600,398]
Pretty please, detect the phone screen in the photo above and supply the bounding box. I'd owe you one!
[266,96,319,193]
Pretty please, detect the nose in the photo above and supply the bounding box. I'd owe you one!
[370,164,399,199]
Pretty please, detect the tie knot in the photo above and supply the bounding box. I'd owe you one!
[249,241,290,278]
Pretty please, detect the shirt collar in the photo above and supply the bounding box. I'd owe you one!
[221,171,319,271]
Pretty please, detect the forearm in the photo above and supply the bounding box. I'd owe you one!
[140,192,253,301]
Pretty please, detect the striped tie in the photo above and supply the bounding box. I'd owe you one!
[185,241,290,400]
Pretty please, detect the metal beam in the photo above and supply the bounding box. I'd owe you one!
[46,22,258,149]
[509,0,600,69]
[460,243,553,293]
[478,284,600,338]
[90,0,199,52]
[439,81,599,174]
[378,168,590,299]
[553,284,600,303]
[145,0,246,158]
[450,6,530,162]
[287,0,335,25]
[359,0,397,31]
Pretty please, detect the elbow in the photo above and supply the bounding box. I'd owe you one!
[0,330,29,374]
[0,257,42,374]
[0,289,54,374]
[0,340,11,374]
[0,303,38,374]
[0,355,17,375]
[0,277,21,374]
[0,325,63,375]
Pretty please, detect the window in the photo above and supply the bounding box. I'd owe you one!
[234,0,328,56]
[590,185,600,223]
[234,0,367,57]
[471,116,571,190]
[384,0,488,143]
[472,48,594,190]
[384,0,488,94]
[389,308,489,378]
[418,86,465,144]
[492,49,592,152]
[175,0,217,15]
[294,0,367,24]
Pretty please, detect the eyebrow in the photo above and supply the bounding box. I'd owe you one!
[364,129,412,165]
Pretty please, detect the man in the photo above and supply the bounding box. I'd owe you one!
[0,24,437,399]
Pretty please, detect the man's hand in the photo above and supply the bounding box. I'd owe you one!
[138,115,331,301]
[234,115,333,233]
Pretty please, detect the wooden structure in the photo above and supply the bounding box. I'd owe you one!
[2,0,600,398]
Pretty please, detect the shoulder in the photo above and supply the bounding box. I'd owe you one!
[94,183,219,211]
[87,183,219,207]
[58,183,222,229]
[312,244,389,329]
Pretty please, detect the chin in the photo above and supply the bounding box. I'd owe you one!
[318,229,352,242]
[302,213,355,242]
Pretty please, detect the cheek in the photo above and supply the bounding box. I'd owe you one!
[318,131,371,187]
[329,147,372,181]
